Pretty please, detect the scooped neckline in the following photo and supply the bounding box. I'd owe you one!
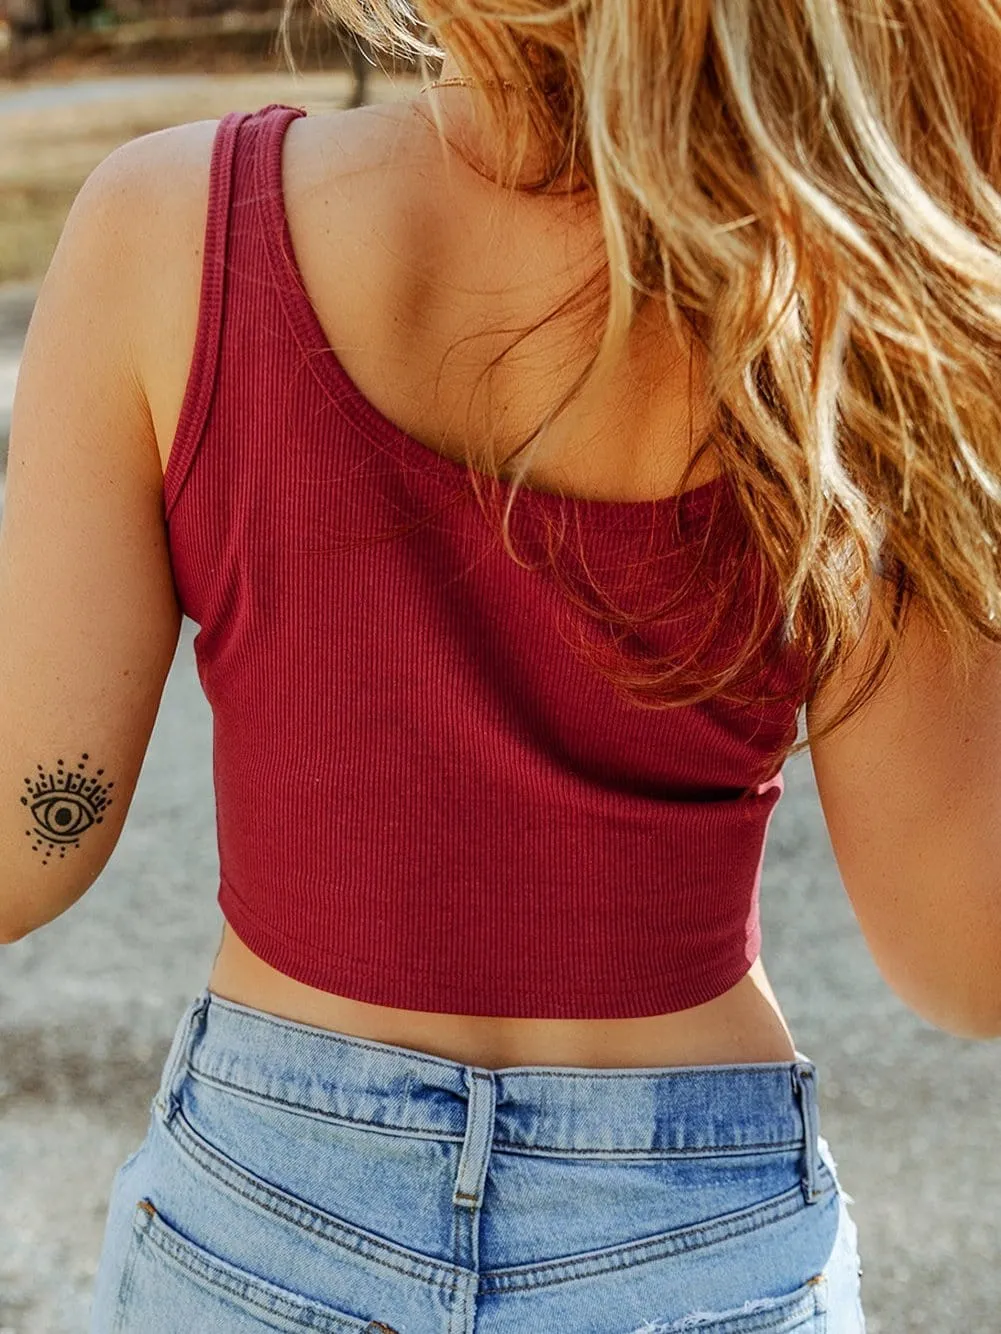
[255,101,732,531]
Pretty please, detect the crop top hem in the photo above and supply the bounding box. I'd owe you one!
[218,874,761,1021]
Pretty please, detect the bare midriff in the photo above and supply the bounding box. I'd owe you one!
[206,920,796,1070]
[146,93,799,1073]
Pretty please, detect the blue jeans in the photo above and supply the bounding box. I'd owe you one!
[89,988,866,1333]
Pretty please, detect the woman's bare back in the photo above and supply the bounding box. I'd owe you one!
[141,96,796,1069]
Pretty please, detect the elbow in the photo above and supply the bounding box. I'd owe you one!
[0,906,68,943]
[931,1004,1001,1042]
[0,902,58,943]
[893,973,1001,1041]
[0,897,38,941]
[0,870,95,943]
[0,893,36,942]
[859,912,1001,1041]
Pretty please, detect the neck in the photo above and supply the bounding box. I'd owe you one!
[420,51,591,200]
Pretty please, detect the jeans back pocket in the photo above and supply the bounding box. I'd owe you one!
[639,1272,827,1333]
[111,1198,397,1334]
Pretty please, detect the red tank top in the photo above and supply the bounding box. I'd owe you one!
[165,104,811,1019]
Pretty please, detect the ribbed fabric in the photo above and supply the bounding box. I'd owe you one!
[165,104,811,1019]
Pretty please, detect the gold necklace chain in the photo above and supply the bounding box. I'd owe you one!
[420,77,533,93]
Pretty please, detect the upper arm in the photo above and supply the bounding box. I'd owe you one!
[806,582,1001,1036]
[0,135,186,941]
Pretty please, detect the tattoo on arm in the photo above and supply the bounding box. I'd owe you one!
[20,753,114,866]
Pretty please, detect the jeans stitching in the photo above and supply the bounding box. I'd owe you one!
[136,1201,378,1333]
[110,1212,147,1333]
[166,1105,460,1291]
[185,1063,805,1158]
[164,1101,835,1295]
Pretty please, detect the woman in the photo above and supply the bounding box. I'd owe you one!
[3,2,1001,1330]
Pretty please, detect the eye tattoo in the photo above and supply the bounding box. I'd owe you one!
[20,753,114,866]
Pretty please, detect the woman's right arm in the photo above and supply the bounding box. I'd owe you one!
[806,581,1001,1039]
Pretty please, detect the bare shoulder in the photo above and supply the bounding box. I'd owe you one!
[96,119,223,471]
[278,101,448,333]
[60,117,221,323]
[101,116,223,280]
[119,105,424,470]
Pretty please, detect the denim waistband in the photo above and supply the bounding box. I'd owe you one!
[155,988,824,1204]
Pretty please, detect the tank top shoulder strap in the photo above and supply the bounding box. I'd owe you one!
[249,103,322,364]
[163,103,307,518]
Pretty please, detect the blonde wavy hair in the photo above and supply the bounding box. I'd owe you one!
[279,0,1001,774]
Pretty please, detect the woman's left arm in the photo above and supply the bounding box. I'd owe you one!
[0,139,182,942]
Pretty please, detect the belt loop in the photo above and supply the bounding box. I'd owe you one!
[154,989,210,1125]
[792,1061,822,1204]
[452,1067,496,1211]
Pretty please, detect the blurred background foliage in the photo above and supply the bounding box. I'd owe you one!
[0,3,425,284]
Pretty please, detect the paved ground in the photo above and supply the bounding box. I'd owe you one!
[0,280,32,472]
[0,75,211,117]
[0,249,999,1330]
